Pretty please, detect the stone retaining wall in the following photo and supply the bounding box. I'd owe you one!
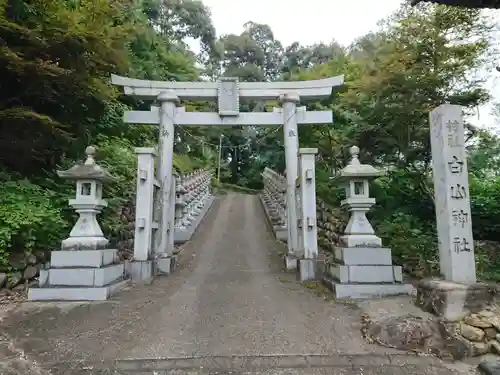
[316,198,346,256]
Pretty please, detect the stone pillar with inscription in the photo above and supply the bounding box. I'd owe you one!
[280,92,300,270]
[416,104,494,321]
[430,104,475,284]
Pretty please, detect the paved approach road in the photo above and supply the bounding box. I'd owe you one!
[0,194,477,374]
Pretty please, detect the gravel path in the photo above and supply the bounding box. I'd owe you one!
[0,194,477,374]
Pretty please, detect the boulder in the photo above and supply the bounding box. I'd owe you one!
[6,272,22,289]
[479,309,500,330]
[26,254,37,265]
[366,314,443,352]
[491,340,500,355]
[465,314,493,329]
[471,341,491,356]
[444,332,473,360]
[0,273,6,288]
[460,323,485,341]
[23,265,39,280]
[485,328,497,339]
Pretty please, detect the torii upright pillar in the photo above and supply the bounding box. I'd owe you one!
[156,91,179,260]
[280,92,300,255]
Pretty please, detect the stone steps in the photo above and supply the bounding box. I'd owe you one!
[27,278,129,301]
[28,248,130,301]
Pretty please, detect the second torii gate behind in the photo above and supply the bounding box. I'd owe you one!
[111,75,344,258]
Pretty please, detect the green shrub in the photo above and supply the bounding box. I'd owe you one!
[470,175,500,242]
[376,212,439,278]
[0,176,67,271]
[93,135,138,240]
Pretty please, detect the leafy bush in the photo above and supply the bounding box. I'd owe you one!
[0,174,67,271]
[470,175,500,242]
[93,135,138,240]
[376,212,439,278]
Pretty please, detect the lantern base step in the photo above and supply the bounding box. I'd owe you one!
[44,263,125,287]
[328,263,403,284]
[28,279,129,301]
[334,247,393,266]
[51,249,118,268]
[323,278,414,299]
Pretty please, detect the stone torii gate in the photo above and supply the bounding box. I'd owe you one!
[111,74,344,260]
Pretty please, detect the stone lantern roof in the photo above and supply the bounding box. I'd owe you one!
[57,146,113,182]
[332,146,385,183]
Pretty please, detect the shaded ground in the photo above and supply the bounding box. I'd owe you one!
[0,194,477,374]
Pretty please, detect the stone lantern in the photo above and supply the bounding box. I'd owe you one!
[327,145,412,299]
[333,146,384,248]
[57,146,113,250]
[28,146,128,301]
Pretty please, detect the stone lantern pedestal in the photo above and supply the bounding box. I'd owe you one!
[28,146,129,301]
[326,146,413,299]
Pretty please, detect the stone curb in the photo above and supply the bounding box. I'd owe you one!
[41,354,444,372]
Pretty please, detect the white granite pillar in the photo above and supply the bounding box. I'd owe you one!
[430,104,476,284]
[298,148,318,260]
[280,92,300,255]
[297,148,319,281]
[133,148,157,261]
[156,91,179,257]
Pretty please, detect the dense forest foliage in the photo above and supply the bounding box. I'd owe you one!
[1,0,500,281]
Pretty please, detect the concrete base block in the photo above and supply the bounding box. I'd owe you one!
[323,276,414,299]
[329,263,403,283]
[416,278,495,321]
[125,260,154,283]
[49,263,124,287]
[174,196,215,244]
[39,269,49,287]
[28,279,129,301]
[275,228,288,242]
[299,259,318,281]
[156,256,177,276]
[51,249,118,268]
[284,255,298,271]
[334,247,392,266]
